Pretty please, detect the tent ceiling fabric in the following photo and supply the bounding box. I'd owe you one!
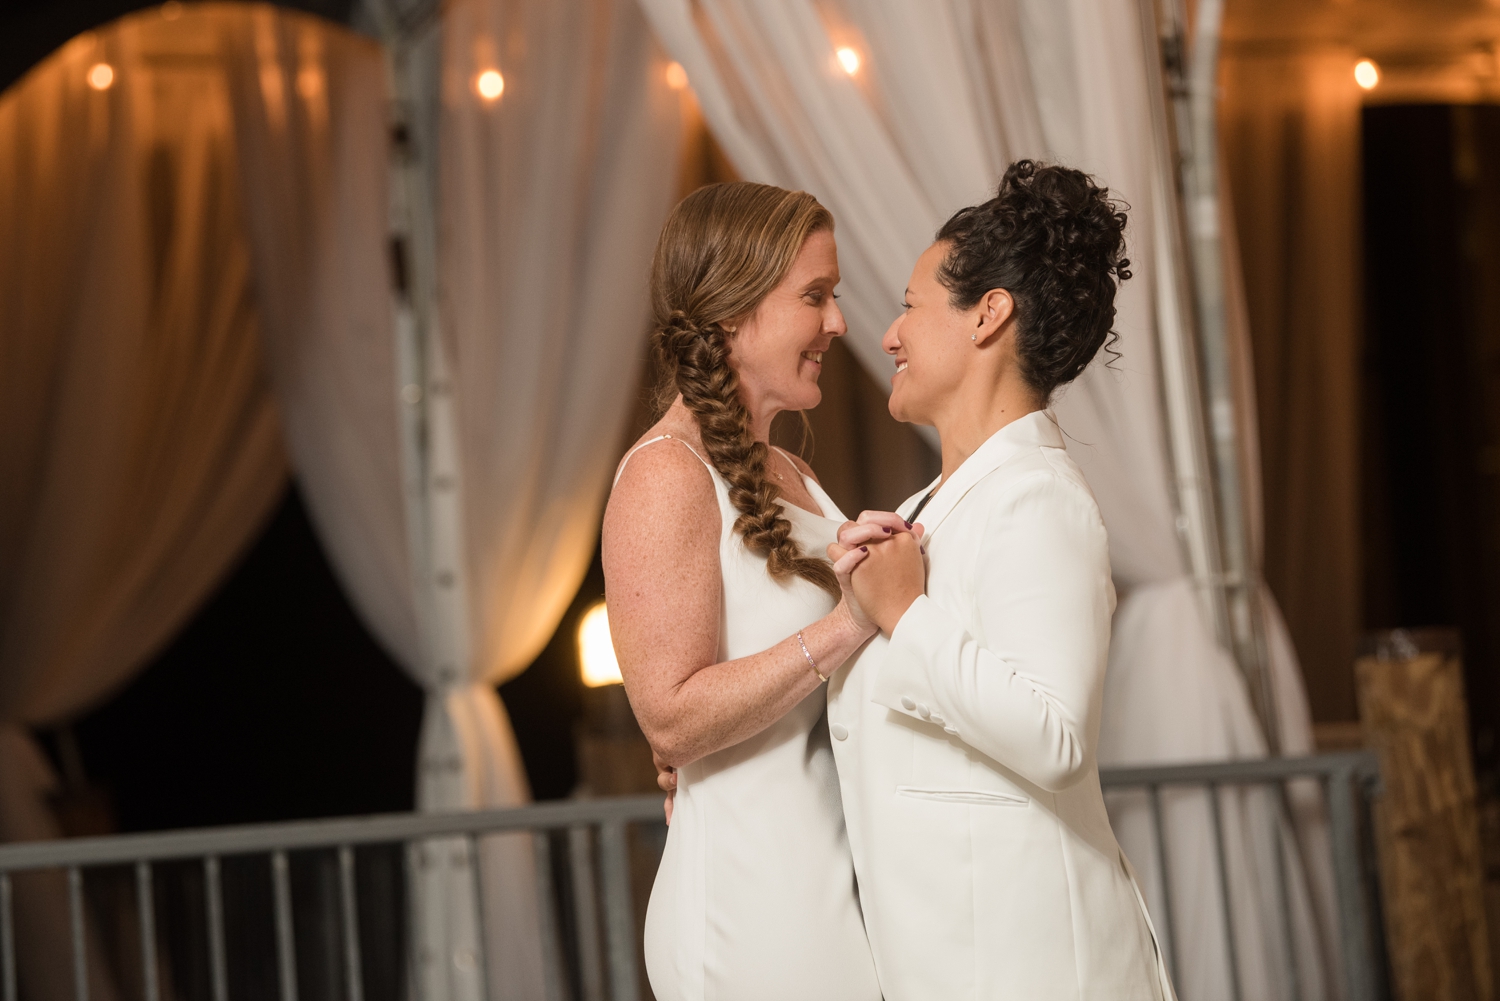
[637,0,1338,996]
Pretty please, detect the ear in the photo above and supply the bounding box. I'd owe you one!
[972,289,1015,348]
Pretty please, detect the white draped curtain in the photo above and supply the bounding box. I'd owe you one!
[1,1,680,996]
[635,0,1335,997]
[220,1,682,997]
[0,14,290,999]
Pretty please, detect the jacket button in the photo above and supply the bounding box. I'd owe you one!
[900,697,916,711]
[943,726,959,736]
[930,712,945,726]
[830,723,849,740]
[916,703,930,718]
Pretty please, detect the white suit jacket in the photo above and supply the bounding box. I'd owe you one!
[828,411,1174,1000]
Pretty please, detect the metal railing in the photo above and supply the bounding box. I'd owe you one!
[0,752,1383,1001]
[1101,751,1386,1001]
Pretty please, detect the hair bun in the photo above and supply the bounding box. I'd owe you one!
[936,159,1130,398]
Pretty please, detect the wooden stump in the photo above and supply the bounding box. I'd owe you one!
[1357,647,1493,1001]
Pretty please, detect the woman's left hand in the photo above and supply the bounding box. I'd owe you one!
[849,530,927,635]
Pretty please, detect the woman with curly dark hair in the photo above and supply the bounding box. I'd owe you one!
[827,161,1176,999]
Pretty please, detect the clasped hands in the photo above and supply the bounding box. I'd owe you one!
[828,510,928,637]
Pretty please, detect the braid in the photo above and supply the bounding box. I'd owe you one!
[655,310,839,598]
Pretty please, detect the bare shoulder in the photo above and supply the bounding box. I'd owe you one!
[604,426,720,552]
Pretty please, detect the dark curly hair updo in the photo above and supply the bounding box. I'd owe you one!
[935,159,1131,399]
[648,182,839,598]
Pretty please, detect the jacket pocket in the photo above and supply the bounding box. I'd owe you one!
[895,786,1028,807]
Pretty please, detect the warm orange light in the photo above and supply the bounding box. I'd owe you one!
[1354,59,1380,90]
[475,69,505,101]
[87,63,114,91]
[160,1,183,20]
[665,61,688,91]
[578,602,622,687]
[836,47,860,75]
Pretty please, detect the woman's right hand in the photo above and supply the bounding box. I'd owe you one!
[828,512,924,635]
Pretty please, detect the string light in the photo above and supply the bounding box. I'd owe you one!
[1354,59,1380,90]
[578,602,623,687]
[836,47,861,75]
[474,69,505,102]
[665,61,688,91]
[87,63,114,90]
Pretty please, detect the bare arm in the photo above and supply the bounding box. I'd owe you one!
[603,440,873,768]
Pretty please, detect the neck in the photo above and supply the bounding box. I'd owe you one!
[931,374,1041,484]
[670,395,779,446]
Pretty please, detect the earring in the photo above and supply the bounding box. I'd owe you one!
[971,333,977,342]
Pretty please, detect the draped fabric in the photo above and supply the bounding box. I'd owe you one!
[0,14,290,999]
[635,1,1335,996]
[1220,46,1364,724]
[221,2,683,997]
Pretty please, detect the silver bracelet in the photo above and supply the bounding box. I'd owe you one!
[796,631,827,682]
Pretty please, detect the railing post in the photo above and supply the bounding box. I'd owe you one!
[204,857,229,1001]
[0,873,15,1001]
[569,825,606,1001]
[272,851,299,1001]
[598,821,639,1001]
[337,847,364,1001]
[67,867,88,1001]
[1327,765,1377,1001]
[136,862,160,1001]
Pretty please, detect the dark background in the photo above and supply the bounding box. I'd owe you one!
[1362,104,1500,783]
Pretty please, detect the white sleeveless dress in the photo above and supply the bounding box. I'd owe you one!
[616,436,881,1001]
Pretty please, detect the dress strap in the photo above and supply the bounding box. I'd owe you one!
[612,433,713,487]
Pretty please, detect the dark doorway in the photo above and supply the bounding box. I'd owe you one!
[1362,104,1500,781]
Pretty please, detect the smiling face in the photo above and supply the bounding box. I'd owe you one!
[883,241,975,426]
[729,228,846,420]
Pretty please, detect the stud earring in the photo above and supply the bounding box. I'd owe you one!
[971,333,977,342]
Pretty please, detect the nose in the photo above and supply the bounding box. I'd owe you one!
[825,296,848,339]
[882,313,903,355]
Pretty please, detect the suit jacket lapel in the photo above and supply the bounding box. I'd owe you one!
[905,410,1065,541]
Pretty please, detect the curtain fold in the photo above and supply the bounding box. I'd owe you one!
[0,12,290,999]
[1219,45,1364,724]
[222,2,682,996]
[636,1,1335,996]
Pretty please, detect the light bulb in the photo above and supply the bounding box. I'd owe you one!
[665,61,688,91]
[836,47,860,75]
[87,63,114,91]
[1354,59,1380,90]
[475,69,505,101]
[578,602,623,687]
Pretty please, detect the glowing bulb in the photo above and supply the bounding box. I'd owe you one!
[87,63,114,91]
[836,47,861,75]
[578,602,622,687]
[1354,59,1380,90]
[665,61,688,91]
[475,69,505,101]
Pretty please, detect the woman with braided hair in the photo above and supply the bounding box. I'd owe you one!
[602,182,881,1001]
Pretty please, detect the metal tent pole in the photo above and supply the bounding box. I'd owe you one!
[1138,0,1279,751]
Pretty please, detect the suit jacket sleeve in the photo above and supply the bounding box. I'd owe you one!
[870,468,1113,791]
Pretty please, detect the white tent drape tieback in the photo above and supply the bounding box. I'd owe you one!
[412,682,546,1001]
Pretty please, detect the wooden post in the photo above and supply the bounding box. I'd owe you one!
[1356,635,1492,1001]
